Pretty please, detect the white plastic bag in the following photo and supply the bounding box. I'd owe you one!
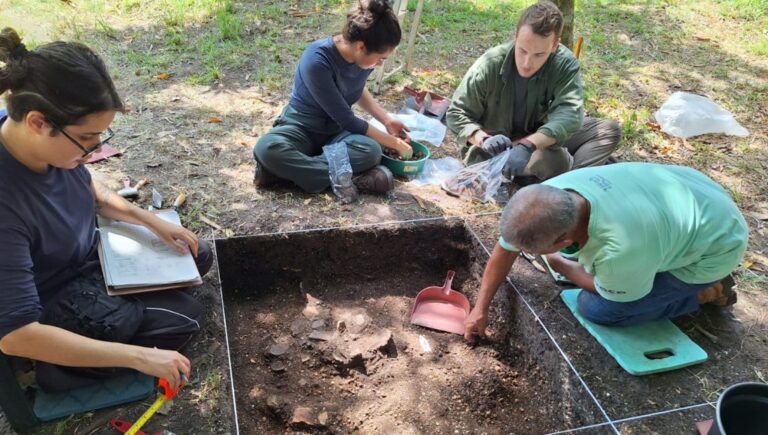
[654,92,748,138]
[369,109,448,147]
[322,142,354,200]
[441,150,510,203]
[409,157,464,187]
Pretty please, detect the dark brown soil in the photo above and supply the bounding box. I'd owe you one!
[218,220,601,434]
[383,149,427,161]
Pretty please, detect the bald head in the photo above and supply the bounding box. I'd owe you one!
[499,185,579,253]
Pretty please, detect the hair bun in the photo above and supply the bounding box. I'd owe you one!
[365,0,392,17]
[0,27,28,62]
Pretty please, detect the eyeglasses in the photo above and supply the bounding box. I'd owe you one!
[48,119,115,158]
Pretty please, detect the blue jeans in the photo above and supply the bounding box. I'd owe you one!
[576,272,715,326]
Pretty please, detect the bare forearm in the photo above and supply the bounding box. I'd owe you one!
[0,323,142,369]
[476,244,519,310]
[92,180,156,226]
[357,88,389,124]
[551,256,596,292]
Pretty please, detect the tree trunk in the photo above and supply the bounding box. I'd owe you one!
[552,0,575,50]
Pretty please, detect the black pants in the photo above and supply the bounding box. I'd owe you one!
[35,240,214,391]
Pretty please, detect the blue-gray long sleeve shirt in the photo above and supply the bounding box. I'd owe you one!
[288,37,372,135]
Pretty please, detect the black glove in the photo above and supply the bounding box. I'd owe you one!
[501,142,535,179]
[480,134,514,156]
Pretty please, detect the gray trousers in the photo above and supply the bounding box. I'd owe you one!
[253,105,382,193]
[523,117,621,180]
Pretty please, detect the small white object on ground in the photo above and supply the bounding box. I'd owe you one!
[418,335,432,353]
[654,92,749,138]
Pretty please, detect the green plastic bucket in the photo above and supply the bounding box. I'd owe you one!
[381,140,430,176]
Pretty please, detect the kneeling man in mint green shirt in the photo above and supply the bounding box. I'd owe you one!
[464,162,748,341]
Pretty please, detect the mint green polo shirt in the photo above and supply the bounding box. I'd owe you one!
[500,163,748,302]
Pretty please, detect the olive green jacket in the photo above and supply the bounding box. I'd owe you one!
[447,42,584,164]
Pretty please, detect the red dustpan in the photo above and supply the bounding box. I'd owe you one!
[410,271,471,335]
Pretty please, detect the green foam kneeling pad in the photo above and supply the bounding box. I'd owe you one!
[34,371,154,422]
[561,289,708,375]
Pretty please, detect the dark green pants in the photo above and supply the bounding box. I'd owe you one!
[253,105,382,193]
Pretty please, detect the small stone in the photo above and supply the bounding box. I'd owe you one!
[336,320,347,332]
[318,411,329,425]
[298,379,308,387]
[300,354,310,363]
[266,395,280,412]
[309,330,335,341]
[248,386,264,401]
[290,318,310,336]
[268,343,290,357]
[311,319,325,329]
[291,407,318,427]
[270,361,287,372]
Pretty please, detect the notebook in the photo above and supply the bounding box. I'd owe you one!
[97,210,202,295]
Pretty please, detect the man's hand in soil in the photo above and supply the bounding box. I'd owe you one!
[464,306,489,342]
[501,141,535,179]
[481,134,513,156]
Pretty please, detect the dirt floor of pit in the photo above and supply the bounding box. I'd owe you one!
[224,262,597,434]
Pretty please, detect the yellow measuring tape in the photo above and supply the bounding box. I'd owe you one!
[125,395,167,435]
[125,377,183,435]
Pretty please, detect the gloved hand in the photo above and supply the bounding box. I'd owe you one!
[501,142,535,179]
[480,134,514,156]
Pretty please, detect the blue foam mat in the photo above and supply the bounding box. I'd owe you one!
[34,371,154,422]
[561,289,708,375]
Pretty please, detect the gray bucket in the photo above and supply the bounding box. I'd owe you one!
[709,382,768,435]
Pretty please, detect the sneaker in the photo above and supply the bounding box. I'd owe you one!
[697,274,737,307]
[352,165,394,193]
[253,160,279,188]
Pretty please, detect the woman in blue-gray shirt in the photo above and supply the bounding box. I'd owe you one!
[254,0,413,203]
[0,28,210,393]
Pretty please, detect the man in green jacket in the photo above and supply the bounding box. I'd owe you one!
[447,1,620,181]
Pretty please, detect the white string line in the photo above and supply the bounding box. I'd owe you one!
[463,221,619,434]
[213,211,502,241]
[609,402,714,426]
[212,240,242,435]
[547,401,715,434]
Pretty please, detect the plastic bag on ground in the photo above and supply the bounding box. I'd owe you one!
[369,109,448,147]
[323,142,354,200]
[409,157,464,187]
[654,92,749,138]
[441,149,511,203]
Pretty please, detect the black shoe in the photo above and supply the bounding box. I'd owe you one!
[253,160,279,188]
[353,165,394,193]
[335,183,359,204]
[512,175,542,188]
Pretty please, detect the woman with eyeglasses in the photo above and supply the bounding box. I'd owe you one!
[0,28,210,392]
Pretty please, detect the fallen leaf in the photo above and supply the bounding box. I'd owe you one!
[645,121,661,131]
[303,198,313,205]
[207,117,223,123]
[156,73,170,80]
[693,35,712,42]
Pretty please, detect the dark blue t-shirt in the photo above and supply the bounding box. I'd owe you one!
[0,109,97,339]
[289,37,372,135]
